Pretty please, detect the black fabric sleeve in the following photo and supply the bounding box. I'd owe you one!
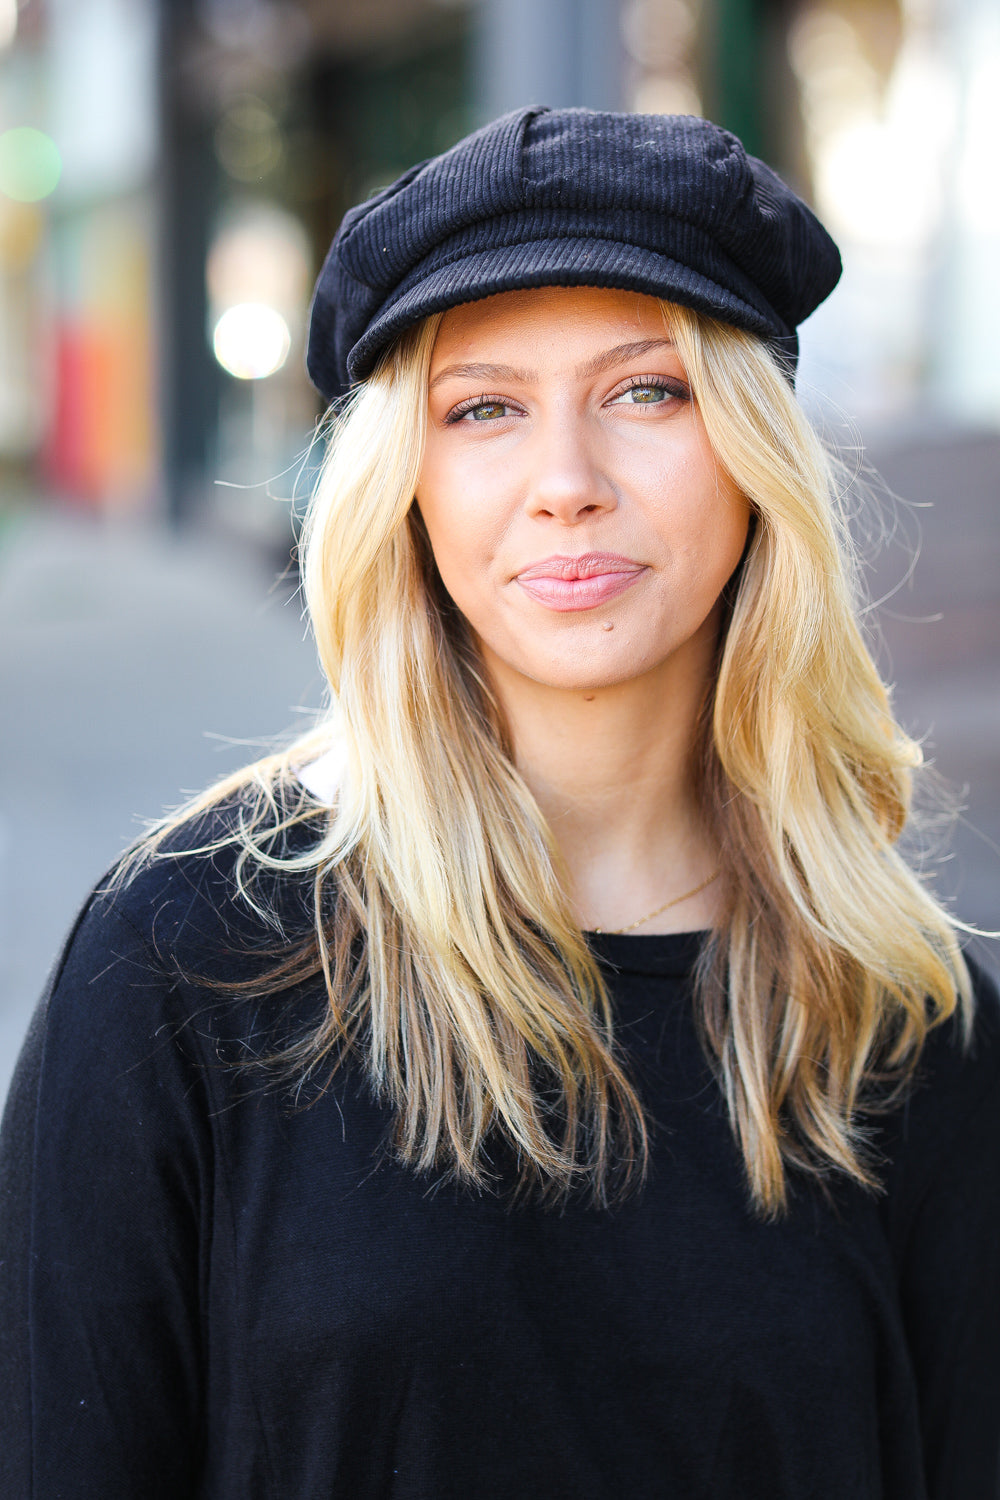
[0,991,48,1499]
[891,960,1000,1500]
[0,893,212,1499]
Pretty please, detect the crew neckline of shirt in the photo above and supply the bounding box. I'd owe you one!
[293,756,707,981]
[587,928,706,978]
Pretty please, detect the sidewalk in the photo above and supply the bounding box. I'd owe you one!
[0,505,322,1105]
[864,428,1000,953]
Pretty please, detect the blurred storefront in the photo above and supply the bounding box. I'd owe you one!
[0,0,997,537]
[0,0,480,537]
[161,0,478,539]
[788,0,1000,428]
[0,0,159,512]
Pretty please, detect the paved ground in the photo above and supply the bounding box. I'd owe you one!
[0,506,322,1105]
[861,429,1000,953]
[1,426,998,1107]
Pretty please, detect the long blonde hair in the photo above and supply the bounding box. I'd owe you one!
[133,300,971,1213]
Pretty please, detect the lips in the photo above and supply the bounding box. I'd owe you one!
[515,553,646,612]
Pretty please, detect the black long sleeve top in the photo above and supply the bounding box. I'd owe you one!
[2,820,999,1499]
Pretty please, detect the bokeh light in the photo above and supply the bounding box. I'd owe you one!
[212,302,291,380]
[206,203,311,318]
[788,5,958,259]
[624,0,702,118]
[0,128,62,202]
[0,0,16,50]
[214,96,284,183]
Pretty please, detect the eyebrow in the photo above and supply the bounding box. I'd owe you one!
[428,338,676,391]
[428,361,535,390]
[575,337,675,378]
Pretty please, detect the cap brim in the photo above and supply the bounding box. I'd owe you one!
[345,236,791,386]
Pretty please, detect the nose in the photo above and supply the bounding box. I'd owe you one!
[523,411,618,524]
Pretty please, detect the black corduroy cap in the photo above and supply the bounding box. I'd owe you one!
[306,106,842,403]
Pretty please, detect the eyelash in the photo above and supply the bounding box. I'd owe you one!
[444,393,516,425]
[442,375,689,424]
[614,375,689,404]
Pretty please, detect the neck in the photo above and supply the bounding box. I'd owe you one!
[483,631,722,934]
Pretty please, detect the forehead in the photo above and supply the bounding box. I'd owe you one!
[429,286,672,368]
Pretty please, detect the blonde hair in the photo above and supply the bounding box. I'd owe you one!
[133,300,971,1213]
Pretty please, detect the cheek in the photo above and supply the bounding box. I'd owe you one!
[415,452,513,595]
[704,486,752,570]
[695,503,751,602]
[638,445,750,574]
[413,493,494,628]
[415,457,466,580]
[666,494,751,625]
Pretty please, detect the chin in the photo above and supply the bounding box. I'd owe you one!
[476,626,696,698]
[519,650,661,694]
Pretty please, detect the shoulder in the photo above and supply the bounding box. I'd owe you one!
[100,777,325,982]
[879,951,1000,1237]
[19,779,326,1096]
[907,951,1000,1138]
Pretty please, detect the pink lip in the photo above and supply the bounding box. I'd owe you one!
[515,552,646,612]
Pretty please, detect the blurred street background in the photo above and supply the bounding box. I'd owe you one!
[1,0,998,1106]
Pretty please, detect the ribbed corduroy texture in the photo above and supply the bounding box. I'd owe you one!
[307,107,842,402]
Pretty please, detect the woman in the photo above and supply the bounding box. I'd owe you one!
[2,108,998,1499]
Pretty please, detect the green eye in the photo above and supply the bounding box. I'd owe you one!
[471,402,508,420]
[625,385,667,403]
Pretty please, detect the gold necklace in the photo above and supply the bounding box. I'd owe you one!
[591,869,721,935]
